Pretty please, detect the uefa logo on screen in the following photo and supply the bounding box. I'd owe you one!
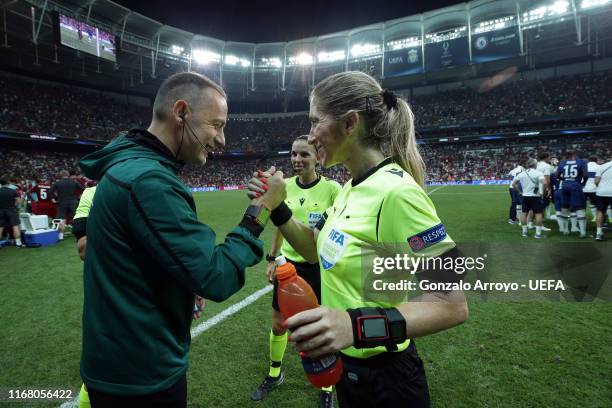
[408,49,419,64]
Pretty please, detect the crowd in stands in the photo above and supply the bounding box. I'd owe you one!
[2,71,611,152]
[0,76,149,141]
[0,149,81,182]
[422,135,612,182]
[403,73,612,128]
[3,135,610,190]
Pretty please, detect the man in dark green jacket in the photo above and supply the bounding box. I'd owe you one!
[79,72,275,407]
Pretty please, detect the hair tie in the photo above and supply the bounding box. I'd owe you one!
[381,89,398,110]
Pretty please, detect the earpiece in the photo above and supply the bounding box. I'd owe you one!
[179,111,185,123]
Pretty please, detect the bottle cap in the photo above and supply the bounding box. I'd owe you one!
[275,255,296,281]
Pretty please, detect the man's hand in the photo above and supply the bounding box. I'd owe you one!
[248,167,287,210]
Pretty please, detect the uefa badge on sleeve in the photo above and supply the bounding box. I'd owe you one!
[408,236,426,252]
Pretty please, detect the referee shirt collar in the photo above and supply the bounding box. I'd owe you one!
[296,175,321,189]
[351,157,394,187]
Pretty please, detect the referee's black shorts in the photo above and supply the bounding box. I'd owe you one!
[336,340,430,408]
[272,260,321,312]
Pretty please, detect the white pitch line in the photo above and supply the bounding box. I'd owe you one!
[190,285,272,338]
[427,185,446,195]
[58,285,273,408]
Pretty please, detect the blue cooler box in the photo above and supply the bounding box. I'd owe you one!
[25,230,59,246]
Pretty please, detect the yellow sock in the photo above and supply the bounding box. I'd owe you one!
[78,384,90,408]
[268,330,288,378]
[321,386,333,393]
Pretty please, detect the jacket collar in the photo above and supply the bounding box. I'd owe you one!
[126,129,184,172]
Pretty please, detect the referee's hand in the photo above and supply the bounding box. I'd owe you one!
[285,307,353,359]
[266,261,276,284]
[247,167,276,199]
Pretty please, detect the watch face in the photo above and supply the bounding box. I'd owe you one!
[258,208,271,225]
[362,318,388,339]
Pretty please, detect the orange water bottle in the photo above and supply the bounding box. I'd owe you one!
[275,255,343,388]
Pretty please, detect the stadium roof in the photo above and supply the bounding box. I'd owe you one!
[2,0,611,105]
[112,0,463,43]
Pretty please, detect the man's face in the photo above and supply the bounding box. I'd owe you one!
[183,90,227,165]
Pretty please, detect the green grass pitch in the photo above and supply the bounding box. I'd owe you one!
[0,185,610,407]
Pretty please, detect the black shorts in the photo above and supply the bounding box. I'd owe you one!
[584,192,597,204]
[0,208,20,228]
[336,341,430,408]
[521,196,544,214]
[88,374,186,408]
[272,260,321,312]
[595,195,612,212]
[57,200,77,220]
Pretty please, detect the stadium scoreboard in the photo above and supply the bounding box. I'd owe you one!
[53,11,118,63]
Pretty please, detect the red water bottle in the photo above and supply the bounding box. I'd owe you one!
[275,255,343,388]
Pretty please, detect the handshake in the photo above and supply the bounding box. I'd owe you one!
[246,166,287,211]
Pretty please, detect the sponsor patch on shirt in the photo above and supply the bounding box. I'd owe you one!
[319,227,349,270]
[407,223,447,252]
[307,212,323,229]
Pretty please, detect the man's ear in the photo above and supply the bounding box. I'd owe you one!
[173,100,188,123]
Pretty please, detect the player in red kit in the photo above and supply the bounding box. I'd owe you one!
[30,180,57,218]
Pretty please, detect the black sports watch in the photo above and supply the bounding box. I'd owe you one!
[244,205,271,227]
[347,307,407,351]
[266,254,277,262]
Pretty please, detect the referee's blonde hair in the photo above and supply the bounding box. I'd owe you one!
[311,71,425,187]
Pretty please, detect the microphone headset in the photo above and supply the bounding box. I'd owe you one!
[176,110,210,160]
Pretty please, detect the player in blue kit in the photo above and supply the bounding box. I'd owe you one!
[556,152,588,237]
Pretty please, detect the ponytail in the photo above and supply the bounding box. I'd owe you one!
[372,97,425,187]
[312,71,426,187]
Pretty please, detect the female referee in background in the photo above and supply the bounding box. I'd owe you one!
[249,71,468,407]
[251,135,340,407]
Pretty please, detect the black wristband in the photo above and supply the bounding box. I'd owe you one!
[72,217,87,240]
[239,216,264,237]
[270,202,292,226]
[266,254,277,262]
[384,307,407,346]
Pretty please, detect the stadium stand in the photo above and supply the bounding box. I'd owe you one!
[2,71,611,151]
[3,134,610,188]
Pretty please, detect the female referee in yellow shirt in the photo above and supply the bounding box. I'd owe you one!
[249,71,468,407]
[251,135,340,407]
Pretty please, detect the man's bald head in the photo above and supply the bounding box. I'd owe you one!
[152,72,226,121]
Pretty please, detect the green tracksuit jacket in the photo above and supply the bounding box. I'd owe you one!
[78,129,263,395]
